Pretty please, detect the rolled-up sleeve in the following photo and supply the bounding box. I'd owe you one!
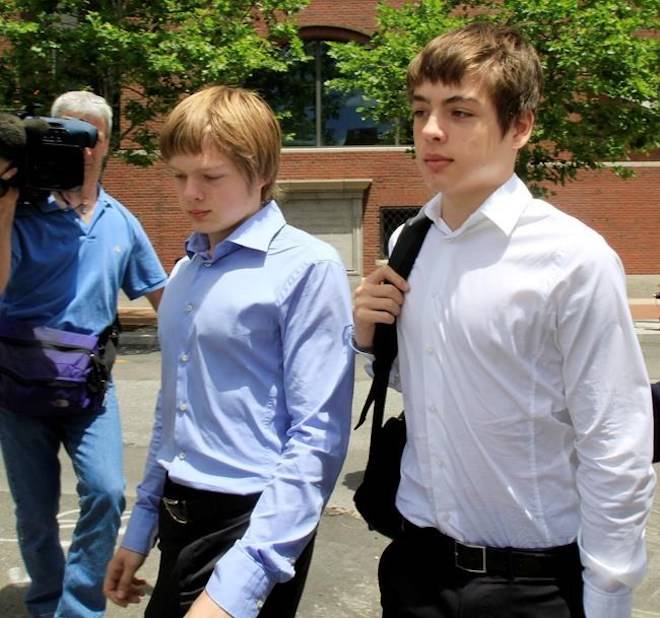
[206,258,355,618]
[555,239,656,617]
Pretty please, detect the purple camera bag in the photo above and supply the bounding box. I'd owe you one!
[0,318,108,415]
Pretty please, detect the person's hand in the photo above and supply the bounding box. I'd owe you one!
[353,264,410,349]
[103,547,147,607]
[184,590,232,618]
[0,164,18,218]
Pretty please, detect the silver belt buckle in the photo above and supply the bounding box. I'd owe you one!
[454,542,487,574]
[162,497,188,524]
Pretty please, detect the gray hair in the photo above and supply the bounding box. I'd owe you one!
[50,91,113,135]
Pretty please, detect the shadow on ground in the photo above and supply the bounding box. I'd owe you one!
[0,584,28,617]
[342,470,364,492]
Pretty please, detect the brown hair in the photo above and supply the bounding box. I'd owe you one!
[407,22,543,135]
[160,85,281,202]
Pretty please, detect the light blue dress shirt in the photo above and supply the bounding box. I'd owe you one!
[122,200,354,617]
[1,188,167,334]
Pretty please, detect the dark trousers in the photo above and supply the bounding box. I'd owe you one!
[379,521,585,618]
[145,478,315,618]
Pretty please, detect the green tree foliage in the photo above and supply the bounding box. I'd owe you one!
[0,0,309,164]
[328,0,659,191]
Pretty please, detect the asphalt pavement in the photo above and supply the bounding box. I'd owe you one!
[0,316,659,617]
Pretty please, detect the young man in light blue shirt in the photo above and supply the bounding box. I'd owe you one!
[104,85,355,618]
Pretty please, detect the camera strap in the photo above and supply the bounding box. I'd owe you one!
[53,190,92,215]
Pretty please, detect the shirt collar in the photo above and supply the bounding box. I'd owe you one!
[422,174,532,237]
[185,200,287,259]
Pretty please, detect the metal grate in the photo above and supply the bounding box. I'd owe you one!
[379,207,419,258]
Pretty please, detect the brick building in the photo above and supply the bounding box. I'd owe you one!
[102,0,660,293]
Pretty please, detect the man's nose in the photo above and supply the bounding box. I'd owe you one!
[422,114,447,141]
[182,179,203,201]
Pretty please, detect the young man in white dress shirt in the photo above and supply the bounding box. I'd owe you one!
[353,22,655,618]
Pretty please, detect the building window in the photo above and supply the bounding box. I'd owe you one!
[248,40,396,147]
[380,207,419,257]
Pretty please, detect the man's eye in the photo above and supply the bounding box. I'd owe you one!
[452,110,473,118]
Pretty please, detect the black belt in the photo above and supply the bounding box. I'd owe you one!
[401,519,581,579]
[161,477,260,526]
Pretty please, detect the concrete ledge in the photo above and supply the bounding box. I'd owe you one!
[627,275,660,298]
[119,326,159,353]
[118,306,157,328]
[630,302,660,321]
[115,299,658,354]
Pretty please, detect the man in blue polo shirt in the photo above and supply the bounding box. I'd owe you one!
[0,91,167,618]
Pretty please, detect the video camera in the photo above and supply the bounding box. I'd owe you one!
[0,113,98,201]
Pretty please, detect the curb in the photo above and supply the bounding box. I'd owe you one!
[117,322,658,354]
[119,327,160,353]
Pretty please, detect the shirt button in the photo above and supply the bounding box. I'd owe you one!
[178,402,188,412]
[178,451,186,460]
[185,304,193,313]
[425,346,433,354]
[180,353,189,363]
[256,600,264,610]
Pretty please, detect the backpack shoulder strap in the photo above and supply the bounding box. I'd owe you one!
[355,215,432,432]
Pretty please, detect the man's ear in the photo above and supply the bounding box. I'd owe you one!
[511,110,535,149]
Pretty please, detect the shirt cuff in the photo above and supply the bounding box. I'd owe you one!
[583,578,633,618]
[348,325,375,357]
[206,544,276,618]
[121,504,158,556]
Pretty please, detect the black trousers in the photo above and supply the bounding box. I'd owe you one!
[379,522,585,618]
[145,478,315,618]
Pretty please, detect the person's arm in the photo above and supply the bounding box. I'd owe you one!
[105,390,167,606]
[353,264,409,349]
[203,258,355,618]
[121,211,167,301]
[184,591,231,618]
[353,224,409,387]
[144,286,164,310]
[122,389,167,555]
[555,240,656,618]
[0,168,18,295]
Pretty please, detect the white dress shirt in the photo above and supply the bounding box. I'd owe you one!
[391,175,655,618]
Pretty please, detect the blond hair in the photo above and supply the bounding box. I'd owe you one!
[407,22,542,135]
[160,85,281,202]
